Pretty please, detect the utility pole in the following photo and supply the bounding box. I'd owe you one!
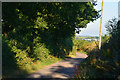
[99,0,104,49]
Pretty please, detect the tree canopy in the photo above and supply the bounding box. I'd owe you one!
[2,2,100,78]
[2,2,99,57]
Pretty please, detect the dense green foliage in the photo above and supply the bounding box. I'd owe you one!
[74,39,97,54]
[101,34,109,45]
[75,18,120,79]
[2,2,99,78]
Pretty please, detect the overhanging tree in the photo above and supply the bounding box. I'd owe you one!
[2,2,99,57]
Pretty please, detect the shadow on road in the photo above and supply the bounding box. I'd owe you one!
[26,55,87,79]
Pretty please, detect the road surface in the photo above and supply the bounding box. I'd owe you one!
[26,52,88,79]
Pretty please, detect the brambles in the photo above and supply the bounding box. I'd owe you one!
[75,19,120,79]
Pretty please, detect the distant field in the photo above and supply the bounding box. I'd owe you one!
[76,36,99,41]
[76,36,99,39]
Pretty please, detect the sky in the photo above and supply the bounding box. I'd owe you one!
[76,0,119,37]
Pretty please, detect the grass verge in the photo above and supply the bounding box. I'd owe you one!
[80,50,88,54]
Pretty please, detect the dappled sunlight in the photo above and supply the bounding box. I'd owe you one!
[4,2,117,79]
[27,53,87,79]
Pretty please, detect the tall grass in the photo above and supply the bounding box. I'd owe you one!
[75,19,120,79]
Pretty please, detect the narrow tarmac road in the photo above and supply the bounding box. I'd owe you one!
[26,52,88,79]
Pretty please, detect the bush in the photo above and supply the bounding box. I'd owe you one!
[33,43,50,61]
[74,39,98,53]
[11,46,33,68]
[75,19,120,79]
